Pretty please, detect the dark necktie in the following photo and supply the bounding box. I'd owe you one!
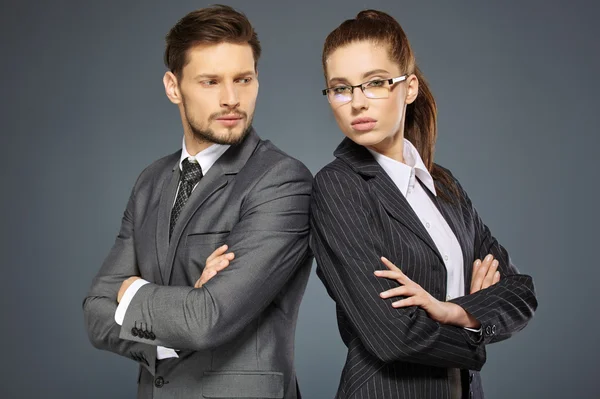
[170,158,203,239]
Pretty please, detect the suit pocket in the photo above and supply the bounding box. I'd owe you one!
[186,231,230,247]
[202,371,284,398]
[185,232,230,272]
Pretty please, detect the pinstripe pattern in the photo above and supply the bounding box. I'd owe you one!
[310,138,537,399]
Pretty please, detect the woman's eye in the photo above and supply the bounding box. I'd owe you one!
[367,79,385,87]
[333,86,350,94]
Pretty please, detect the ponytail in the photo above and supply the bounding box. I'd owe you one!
[406,67,459,202]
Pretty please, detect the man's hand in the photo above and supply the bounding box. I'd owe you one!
[194,245,235,288]
[375,257,479,328]
[117,276,141,303]
[470,254,500,294]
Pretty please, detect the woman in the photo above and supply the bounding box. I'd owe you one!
[310,10,538,399]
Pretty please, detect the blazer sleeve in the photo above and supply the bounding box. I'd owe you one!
[117,157,313,351]
[448,173,538,345]
[310,168,486,370]
[82,179,158,375]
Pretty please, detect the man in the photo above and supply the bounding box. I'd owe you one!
[83,5,313,398]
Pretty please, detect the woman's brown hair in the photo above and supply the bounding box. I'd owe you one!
[322,10,459,201]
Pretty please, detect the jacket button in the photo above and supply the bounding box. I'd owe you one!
[492,325,497,335]
[131,328,138,337]
[485,326,492,335]
[149,332,156,340]
[155,377,164,388]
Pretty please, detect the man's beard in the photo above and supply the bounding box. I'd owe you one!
[184,104,254,146]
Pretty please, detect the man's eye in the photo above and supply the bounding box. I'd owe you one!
[236,78,252,84]
[201,80,218,86]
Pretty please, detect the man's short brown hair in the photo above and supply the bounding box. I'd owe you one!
[164,4,261,78]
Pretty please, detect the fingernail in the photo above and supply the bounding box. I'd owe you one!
[495,271,500,276]
[474,260,481,266]
[380,292,387,298]
[492,260,499,267]
[374,271,382,275]
[485,254,493,262]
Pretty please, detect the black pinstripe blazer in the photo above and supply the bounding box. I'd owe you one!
[309,138,537,399]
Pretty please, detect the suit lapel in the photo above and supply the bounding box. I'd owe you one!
[155,165,181,285]
[426,180,473,292]
[373,173,444,262]
[334,138,443,262]
[335,137,475,294]
[159,129,262,285]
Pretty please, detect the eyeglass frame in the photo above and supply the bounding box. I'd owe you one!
[321,75,408,104]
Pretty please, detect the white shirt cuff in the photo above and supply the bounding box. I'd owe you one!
[114,279,150,325]
[464,327,482,333]
[157,346,179,359]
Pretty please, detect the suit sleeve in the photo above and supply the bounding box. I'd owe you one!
[448,174,538,345]
[117,158,313,351]
[82,180,158,375]
[310,168,486,370]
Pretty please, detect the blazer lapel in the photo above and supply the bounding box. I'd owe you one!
[161,164,229,284]
[425,180,473,292]
[334,138,443,263]
[155,164,181,285]
[374,173,444,263]
[161,129,262,285]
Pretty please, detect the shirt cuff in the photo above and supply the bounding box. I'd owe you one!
[157,346,179,360]
[464,327,482,333]
[114,279,150,325]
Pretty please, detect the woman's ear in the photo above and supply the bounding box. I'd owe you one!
[405,74,419,105]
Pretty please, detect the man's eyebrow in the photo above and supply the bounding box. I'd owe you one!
[193,73,220,80]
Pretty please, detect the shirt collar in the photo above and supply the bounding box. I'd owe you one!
[179,137,230,175]
[367,138,437,197]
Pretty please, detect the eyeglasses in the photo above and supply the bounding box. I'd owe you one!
[322,75,408,105]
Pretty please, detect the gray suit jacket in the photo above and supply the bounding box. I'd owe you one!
[83,130,313,399]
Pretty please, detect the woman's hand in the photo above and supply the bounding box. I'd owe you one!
[470,254,500,294]
[375,257,479,328]
[375,257,454,324]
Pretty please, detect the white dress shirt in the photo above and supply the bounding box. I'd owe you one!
[367,139,465,301]
[367,139,477,399]
[115,138,229,359]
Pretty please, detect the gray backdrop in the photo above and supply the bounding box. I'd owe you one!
[1,0,598,398]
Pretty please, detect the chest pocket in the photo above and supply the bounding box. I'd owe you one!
[178,232,230,283]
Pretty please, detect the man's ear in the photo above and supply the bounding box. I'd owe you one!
[163,71,182,104]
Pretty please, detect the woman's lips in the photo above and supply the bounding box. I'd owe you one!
[351,117,377,132]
